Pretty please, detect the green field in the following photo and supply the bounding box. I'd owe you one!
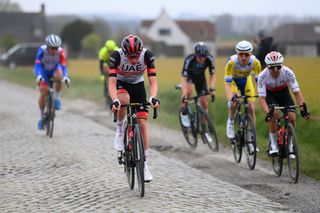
[1,57,319,180]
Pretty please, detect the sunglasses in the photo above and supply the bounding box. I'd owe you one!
[196,54,207,58]
[49,47,58,50]
[269,65,282,70]
[238,53,250,57]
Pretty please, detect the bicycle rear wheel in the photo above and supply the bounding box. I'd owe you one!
[123,125,134,189]
[178,107,198,148]
[286,123,299,183]
[46,93,55,138]
[199,109,219,152]
[133,124,145,197]
[245,115,257,170]
[232,111,242,163]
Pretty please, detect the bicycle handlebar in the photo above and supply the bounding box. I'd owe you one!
[113,102,158,122]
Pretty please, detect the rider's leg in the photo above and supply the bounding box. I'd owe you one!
[248,101,256,125]
[180,83,192,127]
[288,112,296,128]
[39,82,48,118]
[53,69,62,99]
[114,91,129,151]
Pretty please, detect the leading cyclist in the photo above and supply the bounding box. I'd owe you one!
[109,35,160,182]
[34,34,70,130]
[258,51,310,157]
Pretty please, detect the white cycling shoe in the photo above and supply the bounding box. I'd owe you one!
[144,162,153,182]
[180,112,191,128]
[269,144,279,155]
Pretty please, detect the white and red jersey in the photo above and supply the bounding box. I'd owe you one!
[108,48,156,84]
[258,65,300,97]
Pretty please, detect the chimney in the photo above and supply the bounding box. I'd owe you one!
[40,4,45,16]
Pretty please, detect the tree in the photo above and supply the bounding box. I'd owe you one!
[60,19,94,55]
[82,32,100,56]
[0,33,19,51]
[92,18,111,45]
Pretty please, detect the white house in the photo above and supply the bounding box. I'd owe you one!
[140,10,216,57]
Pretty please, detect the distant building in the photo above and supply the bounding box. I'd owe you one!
[272,23,320,56]
[140,9,216,57]
[0,4,46,43]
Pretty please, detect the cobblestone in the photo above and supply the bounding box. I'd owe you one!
[0,80,291,212]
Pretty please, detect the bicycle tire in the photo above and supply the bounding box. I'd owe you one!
[286,123,299,183]
[199,109,219,152]
[232,110,242,163]
[46,93,55,138]
[178,107,197,148]
[245,114,257,170]
[133,124,145,197]
[123,125,134,189]
[272,154,283,177]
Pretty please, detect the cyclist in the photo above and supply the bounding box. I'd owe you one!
[224,40,261,152]
[34,34,70,130]
[98,40,119,106]
[180,42,216,131]
[258,51,310,157]
[109,35,160,182]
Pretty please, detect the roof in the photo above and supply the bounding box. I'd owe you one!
[272,23,320,43]
[141,19,215,42]
[0,12,45,42]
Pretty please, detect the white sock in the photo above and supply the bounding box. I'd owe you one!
[269,132,277,146]
[116,120,124,134]
[40,109,44,119]
[54,91,61,100]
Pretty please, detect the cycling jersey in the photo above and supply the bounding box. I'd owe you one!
[181,54,215,78]
[99,46,119,65]
[257,65,300,97]
[225,54,261,83]
[109,48,156,84]
[34,45,68,78]
[225,54,261,98]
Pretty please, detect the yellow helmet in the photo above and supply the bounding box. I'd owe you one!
[105,40,117,51]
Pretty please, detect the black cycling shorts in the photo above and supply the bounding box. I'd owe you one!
[116,80,148,118]
[187,76,208,96]
[266,87,296,113]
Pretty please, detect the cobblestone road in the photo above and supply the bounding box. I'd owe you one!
[0,80,291,212]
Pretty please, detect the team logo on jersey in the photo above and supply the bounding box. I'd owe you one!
[121,63,144,72]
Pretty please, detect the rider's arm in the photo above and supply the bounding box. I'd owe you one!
[98,47,108,75]
[224,59,234,101]
[285,68,304,105]
[253,58,262,82]
[257,71,269,113]
[145,50,158,98]
[181,55,192,97]
[34,47,44,77]
[59,48,68,78]
[293,91,305,106]
[108,51,120,100]
[207,55,216,90]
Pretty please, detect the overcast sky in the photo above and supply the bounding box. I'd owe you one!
[12,0,320,18]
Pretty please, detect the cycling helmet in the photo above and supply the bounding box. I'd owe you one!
[45,34,62,48]
[235,40,253,53]
[194,42,208,55]
[265,51,284,66]
[105,40,118,51]
[121,35,143,56]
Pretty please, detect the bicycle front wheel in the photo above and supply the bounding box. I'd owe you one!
[199,109,219,152]
[232,111,242,163]
[178,107,197,148]
[133,124,145,197]
[123,125,134,189]
[286,123,299,183]
[245,115,257,170]
[46,94,55,138]
[272,153,283,177]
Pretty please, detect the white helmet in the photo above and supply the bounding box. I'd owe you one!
[235,40,253,53]
[45,34,62,48]
[265,51,284,66]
